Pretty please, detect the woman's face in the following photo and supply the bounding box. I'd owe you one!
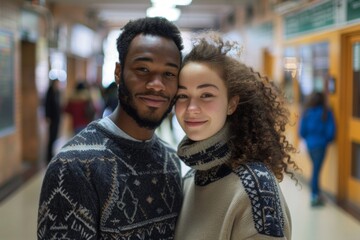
[175,62,238,141]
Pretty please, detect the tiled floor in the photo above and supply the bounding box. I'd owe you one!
[1,167,360,240]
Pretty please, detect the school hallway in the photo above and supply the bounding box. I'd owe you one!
[0,162,360,240]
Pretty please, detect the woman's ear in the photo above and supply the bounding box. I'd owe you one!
[227,95,240,115]
[114,62,121,84]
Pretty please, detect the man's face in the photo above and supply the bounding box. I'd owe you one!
[116,34,181,129]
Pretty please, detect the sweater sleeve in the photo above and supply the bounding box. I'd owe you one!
[230,163,291,240]
[229,192,290,240]
[37,159,99,240]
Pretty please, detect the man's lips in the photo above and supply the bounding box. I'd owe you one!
[138,95,169,108]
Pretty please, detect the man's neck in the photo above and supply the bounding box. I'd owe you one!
[109,107,155,141]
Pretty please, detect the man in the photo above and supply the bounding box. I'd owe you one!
[37,17,184,239]
[44,79,61,163]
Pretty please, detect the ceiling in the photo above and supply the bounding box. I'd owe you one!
[46,0,249,30]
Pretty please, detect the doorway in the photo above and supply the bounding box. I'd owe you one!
[20,41,39,163]
[343,34,360,207]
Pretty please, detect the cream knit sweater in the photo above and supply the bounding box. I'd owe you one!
[175,126,291,240]
[174,167,291,240]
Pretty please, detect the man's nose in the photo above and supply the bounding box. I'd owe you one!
[146,74,165,91]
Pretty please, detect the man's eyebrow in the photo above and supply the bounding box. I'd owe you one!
[133,57,179,69]
[178,83,219,90]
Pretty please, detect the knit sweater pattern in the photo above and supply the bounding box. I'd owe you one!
[174,125,291,240]
[37,122,183,240]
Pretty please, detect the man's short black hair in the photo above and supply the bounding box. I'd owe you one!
[116,17,183,66]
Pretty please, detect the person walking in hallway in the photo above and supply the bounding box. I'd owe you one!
[44,79,61,163]
[64,81,95,135]
[174,33,298,240]
[299,91,336,207]
[37,17,184,239]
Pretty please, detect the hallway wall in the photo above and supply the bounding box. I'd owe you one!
[0,0,23,185]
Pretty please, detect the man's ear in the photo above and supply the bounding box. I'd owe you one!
[114,62,121,84]
[228,95,240,115]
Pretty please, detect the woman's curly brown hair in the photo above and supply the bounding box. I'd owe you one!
[183,33,299,182]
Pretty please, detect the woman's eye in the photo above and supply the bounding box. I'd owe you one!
[201,93,214,98]
[176,94,187,99]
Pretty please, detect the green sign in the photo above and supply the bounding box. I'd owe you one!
[347,0,360,21]
[284,1,335,38]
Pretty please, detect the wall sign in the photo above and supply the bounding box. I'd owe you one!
[347,0,360,21]
[284,1,335,38]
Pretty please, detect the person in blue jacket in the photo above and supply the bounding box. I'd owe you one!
[299,91,336,206]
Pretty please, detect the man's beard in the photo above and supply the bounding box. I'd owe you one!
[118,73,175,130]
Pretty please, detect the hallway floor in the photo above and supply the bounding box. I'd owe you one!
[0,167,360,240]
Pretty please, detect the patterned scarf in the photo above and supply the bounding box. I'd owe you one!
[177,124,232,171]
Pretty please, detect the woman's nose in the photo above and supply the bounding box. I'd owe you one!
[186,98,200,113]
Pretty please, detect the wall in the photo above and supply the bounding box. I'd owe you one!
[0,0,23,185]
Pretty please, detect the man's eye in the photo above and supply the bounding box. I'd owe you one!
[165,72,176,78]
[137,67,149,73]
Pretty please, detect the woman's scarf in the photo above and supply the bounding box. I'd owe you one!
[177,124,232,171]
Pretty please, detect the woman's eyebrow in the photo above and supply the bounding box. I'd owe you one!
[178,83,219,90]
[197,83,219,90]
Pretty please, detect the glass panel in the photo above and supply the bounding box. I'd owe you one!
[298,42,329,104]
[283,47,297,102]
[352,142,360,180]
[353,42,360,118]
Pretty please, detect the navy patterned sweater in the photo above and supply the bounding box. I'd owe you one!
[37,122,183,240]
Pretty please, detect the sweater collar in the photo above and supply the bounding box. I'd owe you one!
[177,124,232,171]
[91,121,158,149]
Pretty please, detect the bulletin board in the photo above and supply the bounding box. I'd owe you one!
[0,30,15,136]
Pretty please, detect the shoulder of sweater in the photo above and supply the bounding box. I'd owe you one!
[234,162,278,198]
[231,162,287,238]
[232,162,279,192]
[56,123,180,163]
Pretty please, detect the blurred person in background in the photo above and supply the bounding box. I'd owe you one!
[102,81,118,117]
[299,91,336,207]
[174,33,298,240]
[44,79,61,163]
[37,17,184,239]
[64,81,95,134]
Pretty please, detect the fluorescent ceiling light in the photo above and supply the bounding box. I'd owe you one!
[151,0,192,6]
[146,6,181,21]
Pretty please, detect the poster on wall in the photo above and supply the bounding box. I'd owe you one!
[0,30,15,136]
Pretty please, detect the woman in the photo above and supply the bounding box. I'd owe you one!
[299,91,336,207]
[174,34,298,240]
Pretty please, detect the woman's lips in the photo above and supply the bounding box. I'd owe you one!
[184,120,207,127]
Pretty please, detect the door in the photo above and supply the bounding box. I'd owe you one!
[20,40,39,162]
[344,35,360,206]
